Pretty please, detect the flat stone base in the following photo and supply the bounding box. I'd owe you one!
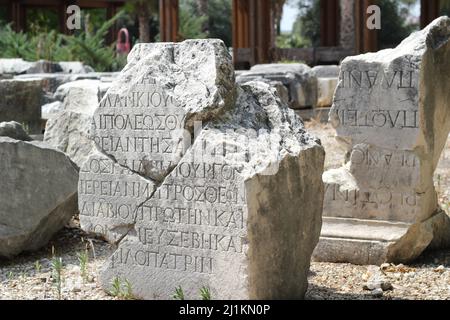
[295,107,330,123]
[313,217,411,265]
[313,212,450,265]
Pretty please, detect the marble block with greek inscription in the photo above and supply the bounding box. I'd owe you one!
[314,17,450,265]
[79,40,325,300]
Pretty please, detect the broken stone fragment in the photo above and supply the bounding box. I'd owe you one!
[0,79,44,134]
[0,135,79,257]
[314,16,450,265]
[98,81,324,300]
[44,80,112,167]
[90,40,235,181]
[236,63,318,109]
[79,39,325,300]
[0,121,32,141]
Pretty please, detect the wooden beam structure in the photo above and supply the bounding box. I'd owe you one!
[320,0,340,47]
[159,0,179,42]
[355,0,377,54]
[2,0,444,65]
[0,0,124,37]
[232,0,273,68]
[421,0,440,28]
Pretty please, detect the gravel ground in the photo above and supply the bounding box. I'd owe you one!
[0,121,449,300]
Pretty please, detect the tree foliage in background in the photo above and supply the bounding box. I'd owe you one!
[0,12,126,72]
[178,0,207,40]
[378,0,418,49]
[440,0,450,15]
[178,0,232,47]
[124,0,158,43]
[286,0,424,49]
[277,0,319,48]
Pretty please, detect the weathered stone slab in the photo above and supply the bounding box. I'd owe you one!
[58,61,94,74]
[42,101,64,120]
[79,40,325,300]
[0,121,32,141]
[26,60,62,74]
[0,58,33,75]
[98,81,324,300]
[90,40,235,182]
[44,80,110,167]
[311,65,340,78]
[0,133,79,257]
[0,79,43,134]
[314,17,450,265]
[78,150,157,243]
[236,63,317,109]
[316,77,338,108]
[15,74,79,95]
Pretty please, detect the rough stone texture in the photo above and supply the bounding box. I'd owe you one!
[0,121,32,141]
[14,74,80,95]
[14,73,119,95]
[0,137,79,257]
[312,66,339,108]
[58,61,94,74]
[316,78,338,108]
[26,60,62,74]
[339,0,356,51]
[236,63,317,109]
[0,79,43,134]
[79,40,324,300]
[314,17,450,265]
[312,65,340,78]
[0,58,33,75]
[0,59,93,76]
[44,80,110,167]
[42,101,64,120]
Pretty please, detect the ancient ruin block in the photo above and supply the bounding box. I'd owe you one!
[314,17,450,265]
[79,40,325,300]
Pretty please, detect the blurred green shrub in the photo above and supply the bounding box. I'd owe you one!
[0,11,126,72]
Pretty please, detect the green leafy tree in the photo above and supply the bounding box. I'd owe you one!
[0,11,126,72]
[178,1,208,40]
[178,0,232,46]
[441,0,450,15]
[125,0,158,43]
[289,0,421,49]
[62,11,126,71]
[378,0,418,49]
[292,0,320,47]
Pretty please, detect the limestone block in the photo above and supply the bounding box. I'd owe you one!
[0,135,79,257]
[314,17,450,264]
[79,40,325,300]
[0,79,43,134]
[236,63,318,109]
[44,80,109,167]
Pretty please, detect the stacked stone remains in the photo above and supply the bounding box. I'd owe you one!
[0,121,33,141]
[0,79,43,134]
[0,123,79,257]
[79,40,325,300]
[314,17,450,265]
[236,63,317,109]
[0,58,93,76]
[312,65,340,108]
[44,80,112,167]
